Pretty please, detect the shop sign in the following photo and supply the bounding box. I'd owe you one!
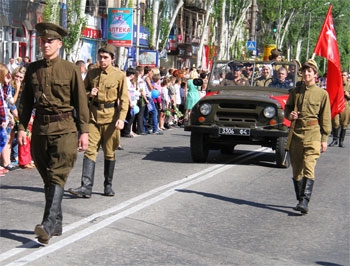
[107,8,133,47]
[81,28,102,39]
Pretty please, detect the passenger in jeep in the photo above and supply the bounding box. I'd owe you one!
[254,64,272,87]
[269,67,293,89]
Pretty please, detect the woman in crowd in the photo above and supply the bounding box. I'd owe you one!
[184,70,200,124]
[0,63,18,171]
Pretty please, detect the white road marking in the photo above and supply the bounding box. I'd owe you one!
[2,148,269,265]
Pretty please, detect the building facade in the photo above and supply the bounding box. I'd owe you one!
[0,0,211,70]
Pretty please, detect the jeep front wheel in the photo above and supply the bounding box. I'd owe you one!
[275,137,290,168]
[190,132,209,163]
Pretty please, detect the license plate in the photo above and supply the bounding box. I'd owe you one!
[219,127,250,136]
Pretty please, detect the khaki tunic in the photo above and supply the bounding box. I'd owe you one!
[254,76,272,87]
[285,83,331,180]
[339,82,350,126]
[221,77,249,86]
[84,65,129,161]
[18,57,89,186]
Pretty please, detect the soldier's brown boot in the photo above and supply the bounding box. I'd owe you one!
[104,160,116,196]
[68,158,95,198]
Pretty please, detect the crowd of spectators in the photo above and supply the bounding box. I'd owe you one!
[2,54,350,176]
[0,56,209,175]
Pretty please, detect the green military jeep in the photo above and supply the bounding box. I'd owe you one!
[185,60,299,168]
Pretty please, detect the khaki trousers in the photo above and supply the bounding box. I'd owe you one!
[84,121,120,162]
[289,140,321,181]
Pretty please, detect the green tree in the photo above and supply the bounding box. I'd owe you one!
[42,0,86,62]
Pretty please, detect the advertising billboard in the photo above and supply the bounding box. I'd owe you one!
[107,8,133,47]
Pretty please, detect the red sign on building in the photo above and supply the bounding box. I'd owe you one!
[81,28,101,39]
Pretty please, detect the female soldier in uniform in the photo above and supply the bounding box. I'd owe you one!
[284,59,331,214]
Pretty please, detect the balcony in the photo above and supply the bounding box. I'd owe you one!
[184,0,206,13]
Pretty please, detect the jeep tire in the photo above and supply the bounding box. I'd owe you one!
[275,136,290,168]
[190,132,209,163]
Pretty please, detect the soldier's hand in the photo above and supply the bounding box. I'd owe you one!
[18,130,27,146]
[321,141,327,153]
[115,119,124,130]
[90,87,99,97]
[78,133,89,152]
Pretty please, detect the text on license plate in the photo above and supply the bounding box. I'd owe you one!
[219,127,250,136]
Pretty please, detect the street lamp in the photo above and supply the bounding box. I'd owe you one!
[306,2,330,59]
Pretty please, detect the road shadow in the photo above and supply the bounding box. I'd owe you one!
[315,262,344,266]
[0,229,41,247]
[176,189,301,216]
[141,146,283,169]
[0,185,44,193]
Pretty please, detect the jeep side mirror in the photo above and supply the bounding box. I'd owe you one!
[193,78,203,86]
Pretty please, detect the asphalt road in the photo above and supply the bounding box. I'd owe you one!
[0,127,349,266]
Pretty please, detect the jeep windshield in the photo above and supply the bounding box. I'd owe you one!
[208,60,299,92]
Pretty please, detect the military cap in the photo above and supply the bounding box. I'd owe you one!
[302,59,318,73]
[98,44,116,58]
[269,48,282,60]
[35,22,68,40]
[228,62,243,71]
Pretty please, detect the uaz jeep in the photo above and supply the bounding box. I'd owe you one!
[185,60,298,168]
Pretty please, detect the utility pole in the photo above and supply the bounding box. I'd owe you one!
[250,0,257,42]
[136,0,140,66]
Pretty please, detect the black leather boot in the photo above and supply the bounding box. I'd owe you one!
[43,185,62,236]
[104,160,116,196]
[52,203,62,236]
[339,128,346,148]
[68,158,95,198]
[292,179,303,211]
[329,127,340,146]
[34,185,64,244]
[298,177,314,214]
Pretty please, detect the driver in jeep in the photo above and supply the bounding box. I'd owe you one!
[221,63,249,86]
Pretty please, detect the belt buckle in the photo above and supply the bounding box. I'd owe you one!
[43,115,50,123]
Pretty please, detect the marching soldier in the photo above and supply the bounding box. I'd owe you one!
[68,44,129,198]
[17,22,89,244]
[284,59,331,214]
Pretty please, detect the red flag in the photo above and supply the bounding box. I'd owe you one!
[313,4,345,118]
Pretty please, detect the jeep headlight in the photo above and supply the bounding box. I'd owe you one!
[199,103,212,116]
[263,106,276,119]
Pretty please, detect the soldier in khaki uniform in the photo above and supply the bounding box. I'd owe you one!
[285,59,331,214]
[68,44,129,198]
[329,71,350,147]
[17,23,89,244]
[221,63,249,86]
[254,64,272,87]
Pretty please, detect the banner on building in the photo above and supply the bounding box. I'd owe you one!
[107,8,133,47]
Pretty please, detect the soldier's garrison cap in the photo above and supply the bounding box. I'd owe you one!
[302,59,318,73]
[98,44,116,58]
[35,22,68,40]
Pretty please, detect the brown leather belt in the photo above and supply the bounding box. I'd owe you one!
[295,119,319,127]
[36,111,73,123]
[92,102,116,109]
